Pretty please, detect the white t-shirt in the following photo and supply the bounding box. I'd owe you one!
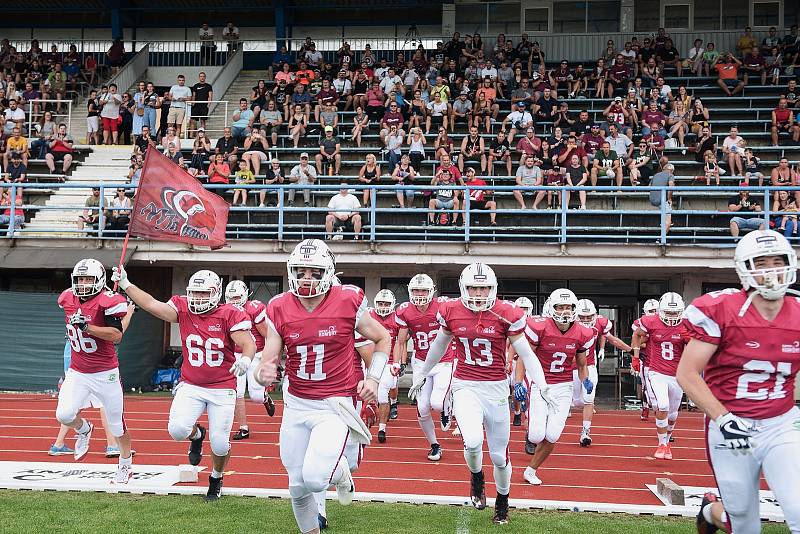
[427,101,448,116]
[332,78,352,95]
[606,134,632,159]
[170,85,193,109]
[290,163,317,184]
[199,27,214,40]
[688,46,704,61]
[380,75,402,94]
[4,108,25,129]
[99,93,122,119]
[480,66,498,80]
[328,193,360,214]
[305,50,323,66]
[507,110,532,127]
[723,135,744,152]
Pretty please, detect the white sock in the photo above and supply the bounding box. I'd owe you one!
[417,413,437,445]
[582,420,591,432]
[379,423,386,432]
[291,494,319,533]
[77,420,91,434]
[464,447,482,474]
[313,490,327,516]
[702,501,714,523]
[493,462,512,495]
[658,433,669,446]
[119,455,132,467]
[211,469,223,479]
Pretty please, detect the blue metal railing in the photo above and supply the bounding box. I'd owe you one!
[1,182,793,246]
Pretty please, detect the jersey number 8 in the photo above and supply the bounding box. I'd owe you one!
[185,334,225,367]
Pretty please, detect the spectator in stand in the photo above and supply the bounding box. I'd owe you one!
[743,148,764,186]
[319,103,338,131]
[515,126,541,166]
[198,23,216,66]
[3,127,27,169]
[81,54,98,87]
[556,133,588,169]
[389,153,416,208]
[406,127,426,171]
[289,83,312,122]
[428,168,460,225]
[366,82,386,123]
[771,97,799,145]
[380,101,405,142]
[722,126,745,176]
[761,27,781,55]
[434,126,453,158]
[167,75,192,138]
[333,69,353,111]
[232,159,255,207]
[31,110,56,159]
[785,79,798,108]
[207,153,230,185]
[581,123,606,164]
[464,167,497,225]
[383,124,403,171]
[689,98,710,135]
[742,47,766,86]
[165,142,186,170]
[108,188,131,231]
[425,92,449,135]
[260,157,285,207]
[3,151,26,189]
[269,46,292,81]
[729,185,764,238]
[511,77,533,111]
[667,100,690,148]
[326,181,362,240]
[503,102,533,143]
[288,152,316,206]
[590,58,608,98]
[316,126,341,176]
[190,71,214,134]
[451,91,472,129]
[773,190,798,238]
[357,153,381,207]
[699,42,720,77]
[77,187,106,232]
[287,104,307,149]
[605,123,633,163]
[259,100,283,147]
[242,130,270,178]
[458,125,486,174]
[350,106,369,148]
[314,79,338,123]
[553,101,575,131]
[118,92,134,145]
[771,157,798,204]
[564,154,588,210]
[132,81,147,140]
[45,123,73,176]
[735,27,756,57]
[0,188,23,231]
[513,155,542,210]
[716,53,745,96]
[649,162,674,231]
[3,99,24,135]
[569,64,588,97]
[686,38,705,77]
[106,39,125,75]
[157,90,171,138]
[607,55,630,97]
[765,45,783,85]
[128,154,143,190]
[533,87,558,123]
[656,39,682,76]
[87,89,102,145]
[591,141,621,187]
[783,25,800,66]
[692,126,716,164]
[604,96,630,137]
[231,98,254,144]
[215,126,238,167]
[488,130,512,176]
[303,42,323,69]
[222,22,240,54]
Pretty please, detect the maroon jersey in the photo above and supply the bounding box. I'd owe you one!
[234,300,266,353]
[369,308,398,362]
[632,316,653,364]
[525,316,594,384]
[168,296,251,390]
[684,288,800,419]
[587,314,613,366]
[437,299,525,381]
[395,297,446,362]
[266,285,367,400]
[637,313,690,377]
[58,289,129,374]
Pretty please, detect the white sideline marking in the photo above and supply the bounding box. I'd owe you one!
[646,484,785,523]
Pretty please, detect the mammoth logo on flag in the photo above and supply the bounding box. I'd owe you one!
[129,149,229,249]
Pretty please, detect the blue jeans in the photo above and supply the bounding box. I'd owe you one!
[776,216,796,238]
[142,107,157,130]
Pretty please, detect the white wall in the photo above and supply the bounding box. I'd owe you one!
[144,66,223,87]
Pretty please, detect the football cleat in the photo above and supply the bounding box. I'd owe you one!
[378,430,386,443]
[513,413,522,427]
[389,403,398,420]
[696,492,720,534]
[111,463,133,485]
[48,444,74,456]
[188,425,206,466]
[640,407,650,421]
[493,492,510,525]
[335,461,355,505]
[204,475,222,502]
[579,429,592,447]
[523,466,542,485]
[525,439,536,455]
[427,443,442,461]
[318,514,328,530]
[663,444,673,460]
[232,428,250,441]
[74,422,94,461]
[669,435,675,443]
[654,444,668,459]
[470,471,487,510]
[264,394,276,417]
[440,411,451,432]
[105,446,121,458]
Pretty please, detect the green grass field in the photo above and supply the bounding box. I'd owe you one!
[0,490,790,533]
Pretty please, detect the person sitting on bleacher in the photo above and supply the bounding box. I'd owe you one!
[464,167,497,225]
[504,103,533,144]
[108,188,131,231]
[325,180,361,240]
[45,123,73,177]
[274,79,293,121]
[605,123,633,164]
[771,98,799,145]
[783,25,800,66]
[458,125,486,174]
[3,127,27,170]
[3,151,26,190]
[314,79,339,124]
[770,157,798,204]
[590,141,622,188]
[0,188,23,231]
[715,53,745,97]
[3,99,24,136]
[728,185,765,239]
[77,187,106,233]
[451,90,472,130]
[742,47,767,86]
[721,126,745,176]
[736,27,757,57]
[133,125,156,156]
[656,39,682,77]
[533,87,558,123]
[231,98,254,144]
[316,126,341,176]
[426,92,449,136]
[428,168,459,226]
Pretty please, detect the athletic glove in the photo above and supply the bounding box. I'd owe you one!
[539,386,558,415]
[631,355,641,377]
[230,356,251,376]
[408,376,426,402]
[583,377,594,395]
[715,412,756,453]
[360,402,378,428]
[513,382,528,403]
[397,363,407,377]
[390,362,402,377]
[111,265,131,290]
[597,348,605,363]
[68,311,89,332]
[263,393,276,417]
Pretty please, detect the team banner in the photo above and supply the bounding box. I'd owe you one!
[129,149,229,249]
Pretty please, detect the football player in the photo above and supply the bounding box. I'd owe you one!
[631,292,690,460]
[370,289,399,443]
[409,263,554,525]
[113,267,256,501]
[56,259,134,483]
[507,296,534,426]
[225,280,273,441]
[574,299,632,446]
[631,298,660,420]
[515,289,594,484]
[253,239,391,534]
[394,274,454,461]
[680,230,800,534]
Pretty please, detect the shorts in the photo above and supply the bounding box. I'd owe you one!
[245,151,269,162]
[50,151,71,162]
[101,117,119,132]
[723,79,740,88]
[190,104,209,120]
[56,367,125,436]
[433,198,454,209]
[470,200,490,210]
[429,115,444,126]
[731,216,765,231]
[167,107,186,125]
[332,217,355,231]
[87,116,99,133]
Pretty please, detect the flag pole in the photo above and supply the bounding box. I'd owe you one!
[113,230,131,292]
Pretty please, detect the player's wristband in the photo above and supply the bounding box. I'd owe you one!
[367,351,389,382]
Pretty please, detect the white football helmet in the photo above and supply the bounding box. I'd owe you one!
[547,288,578,324]
[224,280,249,306]
[514,296,534,316]
[541,297,552,318]
[658,292,685,326]
[186,270,222,314]
[459,263,498,312]
[374,289,396,317]
[576,298,597,327]
[71,258,106,298]
[643,299,659,316]
[287,239,336,298]
[408,273,436,307]
[734,229,798,301]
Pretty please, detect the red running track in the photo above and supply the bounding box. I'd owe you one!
[0,393,750,507]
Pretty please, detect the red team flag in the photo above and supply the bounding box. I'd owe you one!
[128,148,229,249]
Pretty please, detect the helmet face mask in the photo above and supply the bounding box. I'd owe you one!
[658,292,685,326]
[288,239,335,299]
[547,288,578,324]
[224,280,249,307]
[374,289,396,317]
[71,259,106,298]
[408,273,435,307]
[459,263,497,312]
[734,230,797,301]
[187,270,222,314]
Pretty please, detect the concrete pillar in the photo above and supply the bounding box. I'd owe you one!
[620,0,635,33]
[442,4,456,37]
